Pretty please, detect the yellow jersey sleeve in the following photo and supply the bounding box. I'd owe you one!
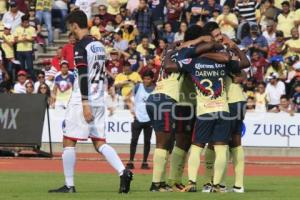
[226,76,247,103]
[178,74,197,106]
[153,72,183,102]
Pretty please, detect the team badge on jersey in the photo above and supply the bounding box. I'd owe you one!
[180,58,192,65]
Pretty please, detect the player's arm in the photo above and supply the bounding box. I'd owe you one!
[75,45,94,123]
[77,66,89,100]
[172,42,225,65]
[179,41,224,58]
[223,35,250,69]
[179,36,212,49]
[200,52,230,63]
[230,45,251,69]
[162,49,179,73]
[194,42,224,57]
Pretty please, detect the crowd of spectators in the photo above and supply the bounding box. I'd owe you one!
[0,0,299,114]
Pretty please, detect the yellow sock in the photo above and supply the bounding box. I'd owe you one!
[161,153,169,183]
[203,148,215,184]
[231,146,245,187]
[213,145,228,185]
[220,148,230,186]
[188,145,203,182]
[152,148,168,183]
[176,150,187,184]
[168,146,187,185]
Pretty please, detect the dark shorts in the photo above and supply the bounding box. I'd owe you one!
[229,101,246,135]
[175,105,195,134]
[192,112,231,144]
[146,93,176,133]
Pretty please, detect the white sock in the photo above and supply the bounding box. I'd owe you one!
[62,147,76,187]
[98,144,125,176]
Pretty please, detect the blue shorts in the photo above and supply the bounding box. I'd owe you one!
[175,105,195,134]
[229,102,246,135]
[146,93,176,133]
[192,112,231,144]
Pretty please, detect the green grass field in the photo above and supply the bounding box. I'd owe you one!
[0,172,299,200]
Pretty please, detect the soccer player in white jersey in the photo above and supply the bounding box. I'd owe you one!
[48,10,133,194]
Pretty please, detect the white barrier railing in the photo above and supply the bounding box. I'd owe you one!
[42,109,300,147]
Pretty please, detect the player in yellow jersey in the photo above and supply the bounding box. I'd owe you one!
[163,32,239,193]
[200,22,250,193]
[147,25,227,192]
[164,48,235,193]
[168,27,207,192]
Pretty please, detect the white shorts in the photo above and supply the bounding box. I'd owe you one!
[63,104,106,141]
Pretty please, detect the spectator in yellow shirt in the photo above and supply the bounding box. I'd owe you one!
[284,27,300,58]
[122,20,139,42]
[107,0,128,16]
[1,23,15,81]
[216,4,238,39]
[276,1,297,38]
[0,0,7,19]
[114,62,142,97]
[136,36,155,57]
[90,15,102,40]
[14,14,37,81]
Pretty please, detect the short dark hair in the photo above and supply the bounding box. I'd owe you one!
[184,25,203,41]
[281,1,290,6]
[202,22,220,36]
[25,81,33,87]
[21,14,30,22]
[257,82,266,87]
[141,35,149,40]
[142,70,154,79]
[36,70,45,77]
[275,30,284,37]
[159,38,168,44]
[124,62,131,67]
[129,40,136,45]
[265,0,274,4]
[66,10,88,29]
[115,30,123,36]
[280,95,289,100]
[247,96,255,100]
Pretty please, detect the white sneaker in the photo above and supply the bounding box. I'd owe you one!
[202,183,212,193]
[220,185,228,193]
[210,184,228,193]
[232,186,244,193]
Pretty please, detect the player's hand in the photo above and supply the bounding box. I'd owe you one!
[222,35,234,48]
[82,102,94,123]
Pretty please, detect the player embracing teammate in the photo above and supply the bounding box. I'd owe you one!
[148,22,250,193]
[145,25,219,192]
[200,22,250,193]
